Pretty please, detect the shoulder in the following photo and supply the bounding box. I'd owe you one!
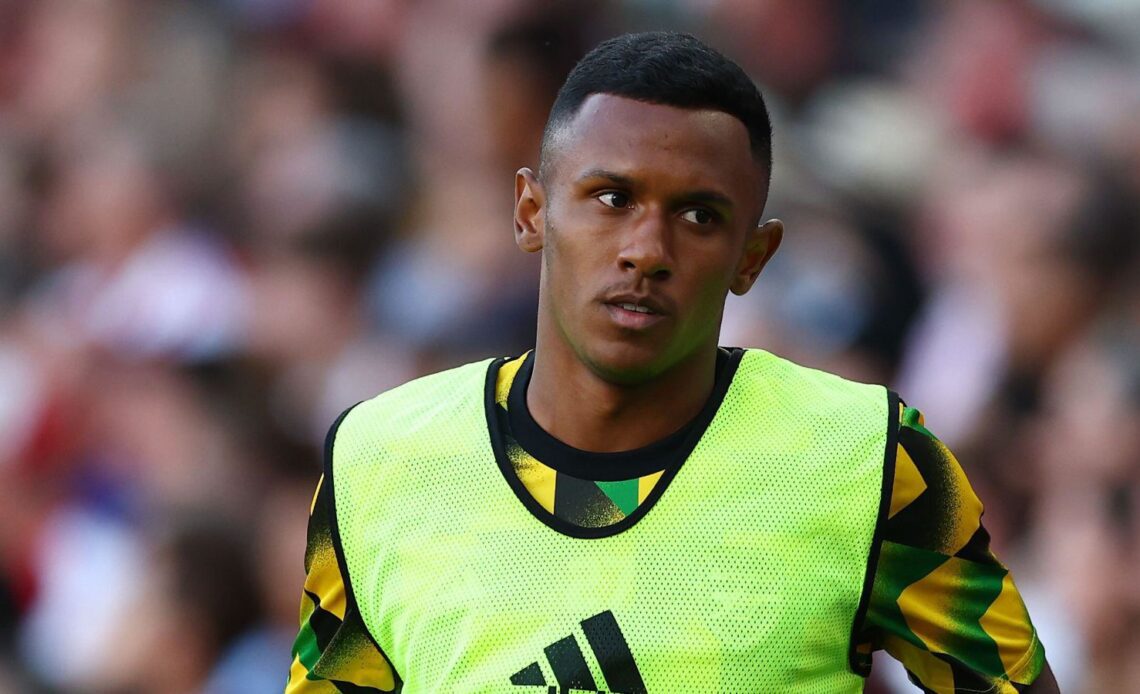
[736,348,892,419]
[885,404,986,554]
[337,357,499,440]
[322,358,500,488]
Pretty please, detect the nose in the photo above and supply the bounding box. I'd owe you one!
[617,211,673,280]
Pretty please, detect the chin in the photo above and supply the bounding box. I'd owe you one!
[578,340,675,386]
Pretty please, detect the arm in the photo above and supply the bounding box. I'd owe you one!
[286,474,399,693]
[854,405,1056,693]
[1024,662,1059,693]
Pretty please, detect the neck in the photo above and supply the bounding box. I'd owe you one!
[526,337,719,453]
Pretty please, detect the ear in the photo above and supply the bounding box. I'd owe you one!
[730,219,783,296]
[514,167,546,253]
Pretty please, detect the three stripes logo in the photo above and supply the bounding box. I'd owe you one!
[509,610,647,694]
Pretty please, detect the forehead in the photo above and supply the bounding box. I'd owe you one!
[548,94,762,199]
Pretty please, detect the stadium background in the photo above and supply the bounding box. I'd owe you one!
[0,0,1137,691]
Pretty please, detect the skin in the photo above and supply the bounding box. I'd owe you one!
[1028,663,1060,693]
[514,94,782,452]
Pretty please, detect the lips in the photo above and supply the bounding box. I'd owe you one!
[600,292,670,330]
[601,292,669,316]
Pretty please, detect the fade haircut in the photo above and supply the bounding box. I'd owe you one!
[539,31,773,184]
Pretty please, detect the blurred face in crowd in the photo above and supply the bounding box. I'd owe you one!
[514,94,782,384]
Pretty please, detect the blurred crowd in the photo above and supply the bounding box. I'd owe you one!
[0,0,1137,692]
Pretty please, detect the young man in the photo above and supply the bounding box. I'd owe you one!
[287,32,1058,693]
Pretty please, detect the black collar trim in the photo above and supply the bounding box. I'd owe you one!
[486,348,744,539]
[506,349,742,480]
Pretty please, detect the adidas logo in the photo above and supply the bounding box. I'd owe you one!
[509,610,647,694]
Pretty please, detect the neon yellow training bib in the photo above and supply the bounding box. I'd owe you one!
[329,349,891,693]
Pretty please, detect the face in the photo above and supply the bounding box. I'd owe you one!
[515,94,782,384]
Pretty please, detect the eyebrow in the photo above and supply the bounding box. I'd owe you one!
[576,168,635,186]
[684,190,734,211]
[576,168,735,212]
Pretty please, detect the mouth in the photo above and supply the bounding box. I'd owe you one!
[614,301,655,314]
[601,294,669,329]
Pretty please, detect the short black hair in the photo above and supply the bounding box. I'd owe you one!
[540,31,772,182]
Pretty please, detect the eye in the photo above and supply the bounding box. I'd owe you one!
[681,208,716,225]
[597,191,631,209]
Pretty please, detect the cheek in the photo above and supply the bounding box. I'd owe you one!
[690,245,742,291]
[692,276,732,317]
[677,250,740,319]
[545,223,600,293]
[540,232,583,323]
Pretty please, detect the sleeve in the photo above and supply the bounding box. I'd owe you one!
[285,474,400,693]
[852,405,1046,693]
